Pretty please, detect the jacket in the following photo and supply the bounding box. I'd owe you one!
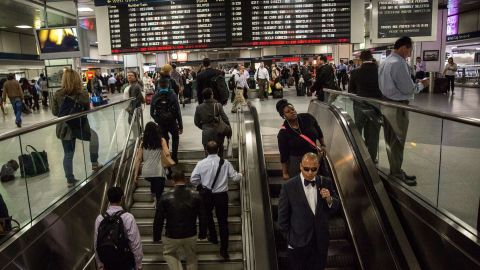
[278,175,339,252]
[52,89,90,140]
[196,68,223,104]
[2,80,24,102]
[127,82,144,114]
[150,89,183,129]
[312,64,336,91]
[153,185,201,240]
[348,62,382,98]
[194,99,230,145]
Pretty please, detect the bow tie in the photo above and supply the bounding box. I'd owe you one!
[304,180,316,187]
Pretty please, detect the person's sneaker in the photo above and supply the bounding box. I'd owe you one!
[67,179,79,188]
[220,250,230,261]
[16,122,21,128]
[92,163,104,171]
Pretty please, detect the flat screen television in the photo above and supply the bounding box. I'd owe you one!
[35,27,82,59]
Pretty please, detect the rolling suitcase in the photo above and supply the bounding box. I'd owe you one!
[433,78,448,94]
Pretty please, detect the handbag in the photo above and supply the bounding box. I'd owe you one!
[213,103,232,138]
[18,145,49,177]
[160,149,175,168]
[197,158,225,196]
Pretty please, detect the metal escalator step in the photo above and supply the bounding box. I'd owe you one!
[133,189,240,203]
[141,235,243,253]
[141,262,243,270]
[142,252,243,263]
[138,217,242,235]
[131,202,241,218]
[177,149,238,160]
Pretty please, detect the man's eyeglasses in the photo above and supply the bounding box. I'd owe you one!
[302,167,318,172]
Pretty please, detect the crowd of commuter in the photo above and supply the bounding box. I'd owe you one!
[1,34,460,270]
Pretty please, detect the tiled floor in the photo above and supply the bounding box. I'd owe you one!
[0,86,477,233]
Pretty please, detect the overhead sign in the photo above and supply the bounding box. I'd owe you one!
[371,0,438,43]
[95,0,354,54]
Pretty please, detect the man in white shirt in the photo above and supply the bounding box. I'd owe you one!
[190,140,243,260]
[254,62,270,101]
[278,152,339,270]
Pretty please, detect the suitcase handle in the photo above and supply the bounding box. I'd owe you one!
[25,145,40,154]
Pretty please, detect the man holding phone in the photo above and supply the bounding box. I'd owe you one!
[278,152,339,270]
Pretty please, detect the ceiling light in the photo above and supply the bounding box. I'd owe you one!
[78,7,93,12]
[16,25,32,29]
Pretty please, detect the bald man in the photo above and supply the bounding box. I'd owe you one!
[278,152,340,270]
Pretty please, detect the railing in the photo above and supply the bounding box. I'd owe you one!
[324,88,480,236]
[237,105,255,270]
[0,98,136,243]
[240,103,279,270]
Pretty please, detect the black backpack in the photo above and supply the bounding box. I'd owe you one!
[58,95,90,140]
[210,74,229,105]
[153,91,176,124]
[96,211,134,267]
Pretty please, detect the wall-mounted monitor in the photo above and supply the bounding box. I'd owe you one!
[35,27,82,59]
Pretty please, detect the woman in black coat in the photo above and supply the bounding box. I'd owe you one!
[276,99,326,180]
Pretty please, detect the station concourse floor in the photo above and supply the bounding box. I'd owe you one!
[0,86,478,233]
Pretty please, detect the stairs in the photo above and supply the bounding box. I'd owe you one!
[131,149,243,269]
[263,135,360,270]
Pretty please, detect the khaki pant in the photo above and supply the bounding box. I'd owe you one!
[163,236,198,270]
[258,79,268,100]
[381,106,409,175]
[231,88,246,112]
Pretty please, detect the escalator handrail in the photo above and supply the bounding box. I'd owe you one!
[309,99,421,269]
[323,88,480,127]
[242,103,279,270]
[0,97,135,141]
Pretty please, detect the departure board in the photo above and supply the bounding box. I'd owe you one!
[97,0,351,54]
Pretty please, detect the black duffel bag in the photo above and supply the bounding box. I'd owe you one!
[18,145,49,177]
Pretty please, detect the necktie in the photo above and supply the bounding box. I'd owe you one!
[304,179,315,187]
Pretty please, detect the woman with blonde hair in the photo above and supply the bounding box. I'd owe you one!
[52,68,102,187]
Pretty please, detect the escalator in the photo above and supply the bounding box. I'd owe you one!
[130,149,244,270]
[263,134,359,270]
[244,99,480,270]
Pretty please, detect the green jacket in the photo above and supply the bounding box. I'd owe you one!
[52,89,90,140]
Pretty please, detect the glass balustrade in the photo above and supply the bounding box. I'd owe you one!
[328,91,479,236]
[0,98,138,242]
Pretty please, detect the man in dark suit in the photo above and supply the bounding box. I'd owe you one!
[278,152,340,270]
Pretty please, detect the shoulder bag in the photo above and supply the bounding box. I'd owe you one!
[18,145,49,177]
[281,125,331,177]
[160,138,175,168]
[213,103,232,138]
[197,158,225,196]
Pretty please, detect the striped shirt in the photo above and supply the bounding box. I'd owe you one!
[378,52,424,101]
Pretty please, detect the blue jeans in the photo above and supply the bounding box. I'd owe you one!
[61,130,99,182]
[11,99,22,124]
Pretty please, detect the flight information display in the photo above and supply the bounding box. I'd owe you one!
[98,0,351,54]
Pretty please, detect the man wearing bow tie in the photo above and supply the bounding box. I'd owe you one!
[278,152,340,270]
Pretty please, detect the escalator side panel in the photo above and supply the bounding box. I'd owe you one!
[308,101,420,270]
[0,149,135,270]
[384,178,480,270]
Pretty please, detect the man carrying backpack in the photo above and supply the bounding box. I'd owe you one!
[94,187,143,270]
[151,77,183,163]
[196,58,229,105]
